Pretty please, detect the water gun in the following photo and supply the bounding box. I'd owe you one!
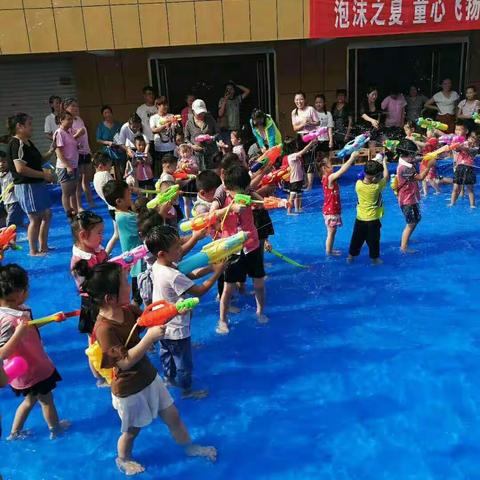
[262,196,291,210]
[383,140,399,152]
[301,127,328,142]
[416,117,448,132]
[28,309,80,327]
[439,134,466,145]
[173,171,196,181]
[423,143,461,163]
[138,298,200,327]
[177,231,249,275]
[0,182,14,203]
[147,184,180,209]
[250,145,283,172]
[269,248,308,269]
[195,134,218,143]
[390,175,399,196]
[0,225,21,261]
[260,166,290,186]
[411,133,425,142]
[134,152,148,160]
[472,112,480,124]
[110,244,149,269]
[3,356,28,382]
[336,134,369,159]
[159,114,182,126]
[180,213,217,233]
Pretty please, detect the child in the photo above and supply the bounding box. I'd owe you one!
[93,152,119,253]
[0,264,69,440]
[146,226,224,398]
[193,170,222,217]
[133,135,154,191]
[103,180,143,305]
[230,130,247,164]
[177,143,199,218]
[449,121,477,208]
[347,158,389,265]
[174,132,185,159]
[419,129,441,196]
[160,154,177,184]
[283,137,316,214]
[395,139,436,253]
[75,261,217,475]
[320,151,358,255]
[313,94,334,164]
[0,154,24,227]
[212,166,267,333]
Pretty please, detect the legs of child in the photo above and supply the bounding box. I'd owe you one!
[8,394,37,440]
[287,192,295,215]
[116,427,145,475]
[60,180,78,215]
[76,163,96,210]
[422,179,428,196]
[449,184,461,206]
[253,277,268,324]
[459,185,465,197]
[296,193,303,213]
[326,226,341,256]
[400,223,418,253]
[306,172,314,191]
[38,392,70,439]
[429,179,441,194]
[218,282,236,334]
[183,197,192,219]
[467,185,475,208]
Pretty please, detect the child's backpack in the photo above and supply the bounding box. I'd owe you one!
[85,335,113,385]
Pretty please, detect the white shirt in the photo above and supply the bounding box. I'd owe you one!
[118,122,147,149]
[150,114,175,153]
[93,171,115,210]
[316,111,334,141]
[432,91,460,115]
[44,113,57,135]
[458,99,480,117]
[291,106,319,132]
[136,104,157,142]
[151,263,194,340]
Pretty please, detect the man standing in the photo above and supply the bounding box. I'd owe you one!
[218,80,250,143]
[136,86,158,155]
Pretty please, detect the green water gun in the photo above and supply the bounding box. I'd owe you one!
[383,140,399,153]
[147,184,180,209]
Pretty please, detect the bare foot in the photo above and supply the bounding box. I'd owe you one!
[326,249,342,256]
[185,444,217,462]
[182,389,209,400]
[116,457,145,476]
[287,212,299,216]
[49,419,71,439]
[371,258,384,265]
[256,313,269,324]
[400,248,417,254]
[96,378,110,388]
[216,321,229,335]
[471,205,476,209]
[28,251,47,257]
[7,429,32,441]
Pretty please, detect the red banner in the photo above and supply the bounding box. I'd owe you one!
[310,0,480,38]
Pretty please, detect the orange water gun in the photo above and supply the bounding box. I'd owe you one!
[0,225,21,261]
[174,171,196,181]
[260,166,290,186]
[180,213,217,233]
[250,145,283,172]
[159,114,182,126]
[422,142,461,163]
[262,196,291,210]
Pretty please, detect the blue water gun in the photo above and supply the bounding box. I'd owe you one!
[336,134,370,159]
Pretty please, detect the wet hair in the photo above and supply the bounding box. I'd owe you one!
[396,138,418,157]
[282,136,300,156]
[69,210,103,243]
[128,113,142,126]
[142,85,155,94]
[74,261,122,306]
[137,209,163,239]
[101,105,112,115]
[221,152,241,171]
[7,113,31,136]
[336,89,347,96]
[196,170,221,192]
[364,160,384,176]
[134,135,146,145]
[93,152,111,168]
[103,180,129,208]
[145,225,179,257]
[314,94,327,113]
[224,165,251,191]
[162,154,177,167]
[251,109,267,127]
[0,264,28,298]
[59,111,73,123]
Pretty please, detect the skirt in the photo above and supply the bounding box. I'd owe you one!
[15,183,52,214]
[112,375,174,432]
[11,369,62,397]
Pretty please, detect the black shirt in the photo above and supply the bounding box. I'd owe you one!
[7,137,44,184]
[331,102,352,134]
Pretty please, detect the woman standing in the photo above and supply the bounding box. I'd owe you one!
[54,111,79,215]
[96,105,125,173]
[457,85,480,133]
[405,86,428,123]
[6,113,55,256]
[331,89,353,148]
[185,99,219,171]
[291,92,319,190]
[424,79,460,133]
[44,95,62,142]
[63,98,95,209]
[181,94,196,128]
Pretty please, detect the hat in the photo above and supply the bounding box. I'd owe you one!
[192,99,207,115]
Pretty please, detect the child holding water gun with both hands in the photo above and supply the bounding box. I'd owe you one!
[132,136,154,192]
[176,143,199,219]
[0,264,69,440]
[347,157,389,265]
[146,226,224,399]
[320,151,359,256]
[75,261,217,476]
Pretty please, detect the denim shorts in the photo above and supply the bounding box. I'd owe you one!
[56,167,78,184]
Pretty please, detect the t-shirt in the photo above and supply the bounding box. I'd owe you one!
[151,263,194,340]
[93,171,115,210]
[405,94,428,122]
[315,111,334,140]
[192,195,211,216]
[95,305,157,398]
[322,174,341,215]
[397,161,420,206]
[381,95,407,127]
[115,211,142,278]
[136,104,158,142]
[72,117,90,155]
[457,99,480,117]
[0,306,55,390]
[331,103,352,135]
[54,128,79,169]
[134,153,154,181]
[159,172,175,184]
[432,91,460,115]
[7,137,45,185]
[287,153,304,183]
[181,106,193,127]
[219,95,242,130]
[0,171,17,205]
[118,123,148,149]
[232,145,247,164]
[96,121,122,152]
[177,156,198,174]
[44,112,58,136]
[70,244,108,289]
[291,106,319,132]
[454,148,474,166]
[150,114,176,152]
[355,178,387,221]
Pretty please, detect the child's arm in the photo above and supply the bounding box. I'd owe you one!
[415,159,436,181]
[73,127,86,139]
[382,156,390,180]
[180,229,208,257]
[0,319,29,360]
[298,139,317,157]
[185,263,224,297]
[328,151,358,186]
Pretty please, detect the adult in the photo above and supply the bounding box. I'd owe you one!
[63,98,94,209]
[218,80,250,142]
[250,109,282,153]
[6,113,55,256]
[425,78,460,133]
[185,99,219,170]
[405,86,428,122]
[54,111,79,215]
[457,85,480,133]
[150,96,177,178]
[313,94,334,163]
[291,91,319,190]
[44,95,62,141]
[331,89,353,148]
[381,87,407,129]
[181,93,196,128]
[359,86,384,141]
[136,85,157,153]
[96,105,125,174]
[118,114,148,157]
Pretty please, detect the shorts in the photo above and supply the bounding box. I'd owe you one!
[289,181,304,194]
[303,151,316,174]
[224,247,266,284]
[315,141,330,154]
[5,202,24,227]
[11,369,62,397]
[56,167,78,184]
[253,208,274,240]
[323,214,343,229]
[401,203,421,225]
[112,375,174,433]
[108,209,116,221]
[454,165,476,185]
[14,183,52,214]
[78,153,92,166]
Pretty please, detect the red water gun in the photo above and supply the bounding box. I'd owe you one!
[138,299,200,327]
[260,166,291,186]
[173,171,196,181]
[0,225,20,261]
[261,196,291,210]
[250,145,283,172]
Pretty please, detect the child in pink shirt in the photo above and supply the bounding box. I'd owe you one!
[177,143,199,218]
[230,130,247,165]
[0,264,69,439]
[133,136,154,191]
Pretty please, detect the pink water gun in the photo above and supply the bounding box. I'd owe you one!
[109,244,149,269]
[302,127,328,142]
[439,134,466,145]
[195,134,218,143]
